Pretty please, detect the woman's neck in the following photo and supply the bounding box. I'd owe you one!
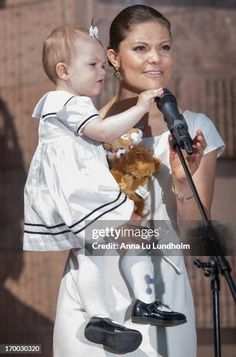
[102,84,167,137]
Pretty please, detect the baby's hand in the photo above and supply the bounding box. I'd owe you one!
[136,88,164,113]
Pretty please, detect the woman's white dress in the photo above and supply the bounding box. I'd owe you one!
[53,110,224,357]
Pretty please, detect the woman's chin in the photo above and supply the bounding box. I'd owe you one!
[144,78,165,90]
[129,80,165,92]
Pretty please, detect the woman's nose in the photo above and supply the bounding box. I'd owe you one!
[147,49,161,63]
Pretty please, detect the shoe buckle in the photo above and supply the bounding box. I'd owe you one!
[147,300,170,312]
[147,303,156,312]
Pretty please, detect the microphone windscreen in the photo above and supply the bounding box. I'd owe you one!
[155,88,177,111]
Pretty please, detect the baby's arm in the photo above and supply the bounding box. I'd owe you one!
[83,88,163,142]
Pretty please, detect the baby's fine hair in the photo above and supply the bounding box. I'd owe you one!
[42,25,89,84]
[109,5,171,51]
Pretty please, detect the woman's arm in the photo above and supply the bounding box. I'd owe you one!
[174,150,217,221]
[170,130,217,221]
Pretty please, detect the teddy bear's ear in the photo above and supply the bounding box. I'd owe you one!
[103,142,112,150]
[154,158,162,172]
[113,137,132,149]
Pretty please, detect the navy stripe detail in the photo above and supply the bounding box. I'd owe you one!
[69,191,122,229]
[25,191,123,231]
[74,195,128,234]
[76,114,99,133]
[41,96,75,120]
[63,96,76,107]
[42,112,58,119]
[24,222,66,229]
[24,194,128,236]
[24,229,71,236]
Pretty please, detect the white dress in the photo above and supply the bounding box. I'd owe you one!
[53,110,225,357]
[23,90,134,252]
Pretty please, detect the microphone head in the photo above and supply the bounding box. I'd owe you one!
[155,88,177,111]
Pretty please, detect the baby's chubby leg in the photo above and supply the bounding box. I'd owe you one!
[72,249,110,318]
[120,253,155,303]
[72,248,143,354]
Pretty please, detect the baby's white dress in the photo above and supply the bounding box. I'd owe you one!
[23,90,134,252]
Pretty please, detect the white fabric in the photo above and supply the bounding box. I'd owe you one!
[32,90,100,135]
[72,249,112,318]
[23,91,134,251]
[72,249,155,318]
[53,110,225,357]
[120,253,155,304]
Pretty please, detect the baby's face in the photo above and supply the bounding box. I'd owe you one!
[67,37,106,97]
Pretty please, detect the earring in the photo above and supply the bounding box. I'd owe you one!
[114,67,121,79]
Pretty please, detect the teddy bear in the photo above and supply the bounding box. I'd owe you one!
[104,128,161,217]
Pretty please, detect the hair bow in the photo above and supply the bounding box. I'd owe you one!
[89,25,99,40]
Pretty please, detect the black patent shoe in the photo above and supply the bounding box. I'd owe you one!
[132,299,187,327]
[84,317,142,354]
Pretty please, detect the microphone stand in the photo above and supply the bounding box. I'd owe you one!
[171,136,236,357]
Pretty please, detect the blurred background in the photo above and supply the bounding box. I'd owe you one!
[0,0,235,356]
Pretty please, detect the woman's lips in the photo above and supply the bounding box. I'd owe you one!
[144,70,162,78]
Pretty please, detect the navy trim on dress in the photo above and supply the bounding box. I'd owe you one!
[74,194,128,234]
[76,114,99,133]
[24,222,67,229]
[24,229,71,236]
[63,96,76,107]
[69,191,123,229]
[24,191,128,236]
[41,95,75,120]
[42,112,58,119]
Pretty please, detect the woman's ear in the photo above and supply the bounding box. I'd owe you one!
[107,49,120,70]
[55,62,69,80]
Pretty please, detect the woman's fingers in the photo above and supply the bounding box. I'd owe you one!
[169,130,207,179]
[168,134,176,153]
[192,130,206,156]
[169,130,206,157]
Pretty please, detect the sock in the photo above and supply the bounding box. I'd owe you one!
[121,254,155,303]
[72,249,111,318]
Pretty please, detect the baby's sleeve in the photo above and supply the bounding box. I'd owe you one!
[58,96,100,136]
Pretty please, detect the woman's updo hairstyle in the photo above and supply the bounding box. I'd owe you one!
[109,4,171,51]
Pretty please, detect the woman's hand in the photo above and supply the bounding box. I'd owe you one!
[169,130,207,185]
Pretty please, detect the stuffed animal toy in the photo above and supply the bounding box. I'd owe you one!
[104,128,161,217]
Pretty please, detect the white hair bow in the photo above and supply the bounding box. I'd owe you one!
[89,25,99,40]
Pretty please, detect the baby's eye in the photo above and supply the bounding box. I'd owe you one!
[90,63,97,66]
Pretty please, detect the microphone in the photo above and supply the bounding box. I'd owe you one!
[155,89,193,155]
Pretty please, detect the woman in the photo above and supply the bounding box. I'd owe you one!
[53,5,224,357]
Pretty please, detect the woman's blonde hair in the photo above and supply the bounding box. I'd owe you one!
[42,25,89,84]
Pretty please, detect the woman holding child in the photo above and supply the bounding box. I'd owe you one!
[53,5,224,357]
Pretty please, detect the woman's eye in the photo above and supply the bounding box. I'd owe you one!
[133,46,146,52]
[161,44,171,51]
